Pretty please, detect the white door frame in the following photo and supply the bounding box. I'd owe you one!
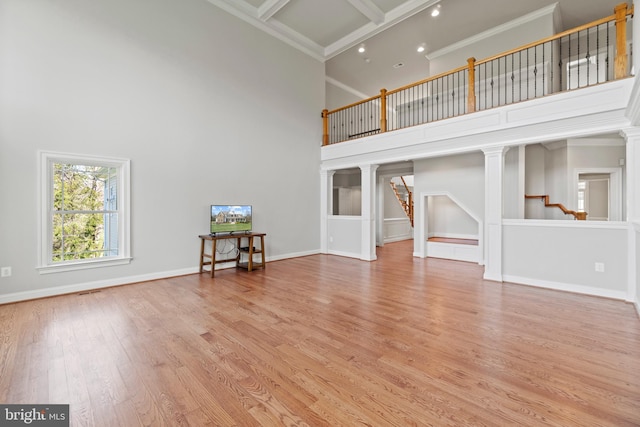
[573,167,623,221]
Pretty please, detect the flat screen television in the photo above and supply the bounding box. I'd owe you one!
[210,205,252,234]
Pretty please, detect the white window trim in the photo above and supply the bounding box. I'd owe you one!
[37,151,132,274]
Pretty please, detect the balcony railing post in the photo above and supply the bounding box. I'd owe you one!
[322,109,329,146]
[467,57,476,113]
[380,89,387,133]
[614,2,629,79]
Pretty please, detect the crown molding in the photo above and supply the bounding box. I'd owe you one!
[206,0,325,61]
[324,0,440,59]
[427,2,559,60]
[207,0,440,62]
[626,76,640,126]
[325,76,371,101]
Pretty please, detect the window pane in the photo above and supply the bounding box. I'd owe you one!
[53,164,117,212]
[52,212,116,261]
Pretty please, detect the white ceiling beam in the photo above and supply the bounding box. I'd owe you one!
[205,0,325,61]
[325,0,440,59]
[346,0,385,25]
[258,0,291,22]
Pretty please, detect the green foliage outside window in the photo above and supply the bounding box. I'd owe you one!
[52,163,118,261]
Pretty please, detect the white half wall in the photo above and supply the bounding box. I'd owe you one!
[503,220,629,300]
[384,218,412,243]
[327,216,362,258]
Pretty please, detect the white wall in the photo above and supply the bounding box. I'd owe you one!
[413,153,484,256]
[503,221,628,299]
[0,0,323,301]
[325,80,364,112]
[413,152,485,221]
[384,181,407,219]
[427,196,478,239]
[504,146,524,219]
[327,216,361,258]
[429,11,556,75]
[523,140,626,220]
[545,144,569,219]
[525,144,547,218]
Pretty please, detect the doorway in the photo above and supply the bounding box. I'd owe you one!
[574,168,622,221]
[578,174,610,221]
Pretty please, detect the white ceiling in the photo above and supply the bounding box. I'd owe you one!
[206,0,625,95]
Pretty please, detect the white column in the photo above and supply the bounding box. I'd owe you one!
[483,146,507,282]
[622,127,640,303]
[320,169,335,254]
[624,128,640,222]
[360,164,379,261]
[376,175,387,247]
[517,145,526,219]
[634,0,639,77]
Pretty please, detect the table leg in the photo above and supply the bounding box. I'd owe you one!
[260,235,266,269]
[199,238,205,273]
[210,239,217,277]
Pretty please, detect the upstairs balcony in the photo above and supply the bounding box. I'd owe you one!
[322,3,634,147]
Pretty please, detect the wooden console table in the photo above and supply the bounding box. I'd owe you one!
[198,232,266,277]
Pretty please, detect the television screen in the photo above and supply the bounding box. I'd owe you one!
[210,205,252,234]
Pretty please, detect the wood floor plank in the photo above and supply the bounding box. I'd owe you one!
[1,240,639,426]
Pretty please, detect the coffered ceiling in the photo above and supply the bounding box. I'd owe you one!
[205,0,626,95]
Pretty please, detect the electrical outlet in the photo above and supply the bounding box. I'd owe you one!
[594,262,605,273]
[0,267,11,277]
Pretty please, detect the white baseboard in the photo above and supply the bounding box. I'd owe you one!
[384,235,412,243]
[427,241,480,263]
[0,250,322,305]
[0,267,198,305]
[267,249,320,261]
[502,274,629,301]
[327,249,362,259]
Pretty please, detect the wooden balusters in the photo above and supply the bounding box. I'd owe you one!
[322,3,634,146]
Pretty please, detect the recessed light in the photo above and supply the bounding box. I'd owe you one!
[431,5,441,17]
[358,44,366,53]
[393,62,404,68]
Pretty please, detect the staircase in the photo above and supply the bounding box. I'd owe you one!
[390,177,414,226]
[525,194,587,220]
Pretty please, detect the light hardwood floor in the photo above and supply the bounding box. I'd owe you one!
[1,240,639,426]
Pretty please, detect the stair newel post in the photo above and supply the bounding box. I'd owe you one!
[322,109,329,146]
[467,57,476,113]
[408,191,413,226]
[614,3,629,79]
[380,89,387,133]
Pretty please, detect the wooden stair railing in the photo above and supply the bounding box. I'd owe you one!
[390,178,414,226]
[525,195,587,220]
[322,3,634,146]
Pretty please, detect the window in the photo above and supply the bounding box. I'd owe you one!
[38,152,131,273]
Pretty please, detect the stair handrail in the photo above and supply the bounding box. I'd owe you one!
[322,2,634,146]
[525,194,587,220]
[400,176,414,226]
